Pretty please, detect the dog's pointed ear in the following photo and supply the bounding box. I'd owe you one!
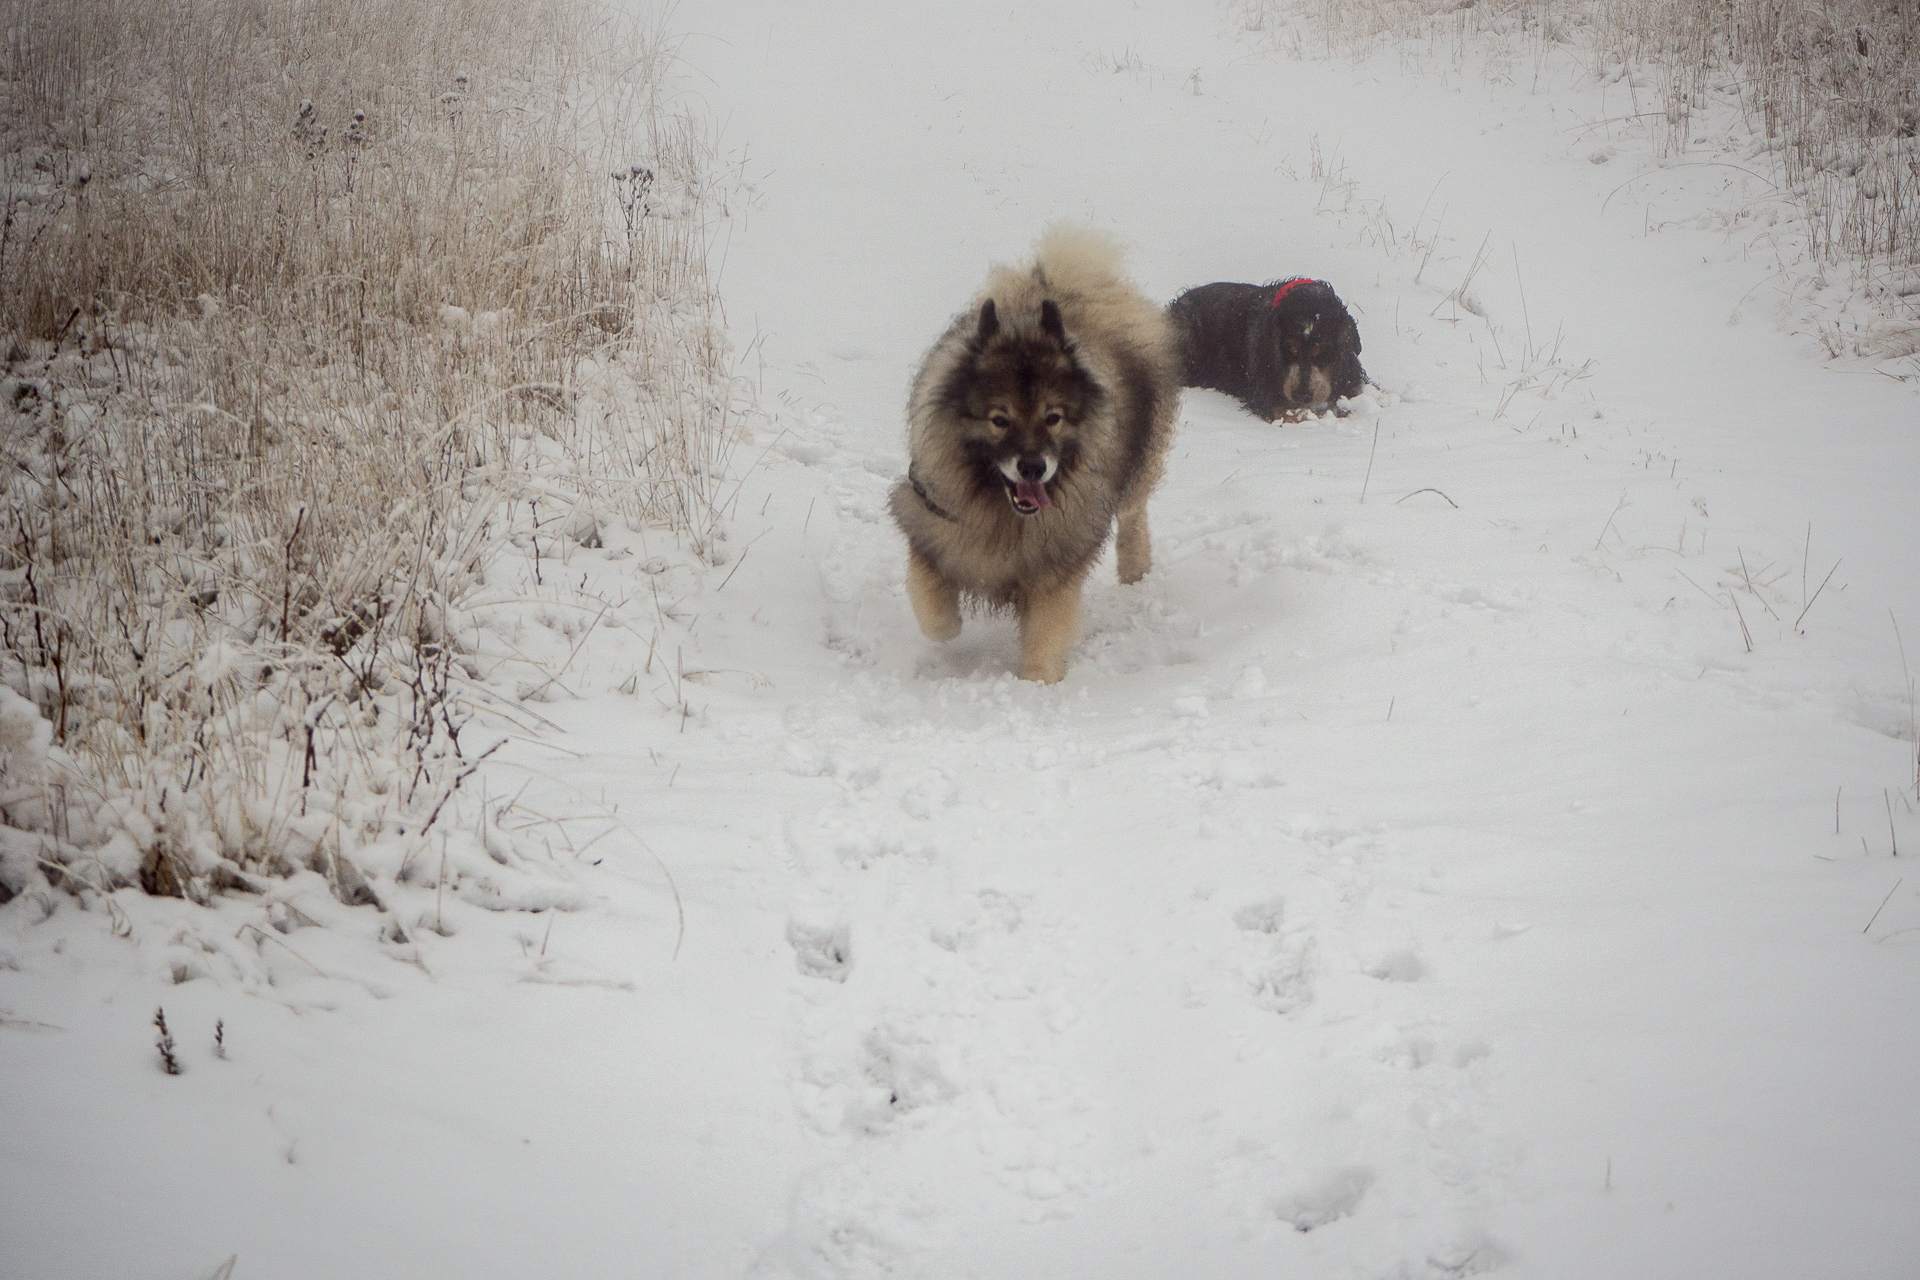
[975,299,999,343]
[1039,299,1068,345]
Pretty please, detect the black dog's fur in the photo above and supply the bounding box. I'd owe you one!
[1166,279,1365,421]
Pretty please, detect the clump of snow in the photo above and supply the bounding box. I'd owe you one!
[0,686,53,899]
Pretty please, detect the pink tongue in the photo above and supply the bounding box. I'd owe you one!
[1015,480,1051,508]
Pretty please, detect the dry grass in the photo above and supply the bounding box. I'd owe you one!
[1252,0,1920,347]
[0,0,734,906]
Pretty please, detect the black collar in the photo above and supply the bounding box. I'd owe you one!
[907,463,959,523]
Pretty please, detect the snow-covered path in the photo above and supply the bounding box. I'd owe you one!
[635,4,1920,1275]
[5,3,1919,1277]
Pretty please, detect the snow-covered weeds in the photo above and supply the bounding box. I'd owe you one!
[1251,0,1920,359]
[0,0,736,915]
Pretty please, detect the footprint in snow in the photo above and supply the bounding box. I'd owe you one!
[787,919,852,983]
[1453,1039,1492,1067]
[1272,1166,1374,1232]
[1424,1232,1511,1276]
[785,809,935,871]
[1362,947,1426,983]
[1232,896,1287,934]
[928,888,1026,953]
[1231,895,1314,1013]
[848,1022,959,1133]
[897,768,958,820]
[1248,943,1314,1015]
[1376,1031,1439,1070]
[745,1168,926,1280]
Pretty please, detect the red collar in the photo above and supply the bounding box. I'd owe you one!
[1269,278,1317,307]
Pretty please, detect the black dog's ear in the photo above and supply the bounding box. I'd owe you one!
[976,299,999,343]
[1039,299,1068,345]
[1346,312,1363,354]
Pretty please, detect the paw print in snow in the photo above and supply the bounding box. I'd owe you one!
[787,919,852,983]
[1272,1166,1374,1232]
[1232,896,1313,1013]
[1248,945,1315,1015]
[847,1022,959,1133]
[1362,947,1426,983]
[1232,897,1286,934]
[1424,1231,1510,1276]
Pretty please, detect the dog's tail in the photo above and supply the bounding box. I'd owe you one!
[983,224,1139,316]
[977,224,1174,381]
[1031,224,1131,299]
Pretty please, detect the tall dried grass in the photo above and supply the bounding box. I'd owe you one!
[0,0,734,907]
[1256,0,1920,340]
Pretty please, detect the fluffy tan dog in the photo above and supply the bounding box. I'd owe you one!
[888,227,1180,683]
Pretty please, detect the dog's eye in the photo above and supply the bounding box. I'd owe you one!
[989,414,1011,430]
[1042,411,1063,427]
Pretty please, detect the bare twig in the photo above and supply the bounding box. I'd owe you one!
[1595,492,1629,551]
[1430,231,1492,320]
[1802,524,1812,614]
[1863,878,1902,934]
[487,759,687,960]
[1360,418,1380,503]
[1601,162,1778,215]
[1676,568,1725,608]
[236,923,330,977]
[1729,590,1753,652]
[1792,558,1841,633]
[1512,242,1533,364]
[714,528,772,593]
[1736,548,1779,620]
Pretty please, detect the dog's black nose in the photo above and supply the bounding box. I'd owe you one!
[1017,456,1048,481]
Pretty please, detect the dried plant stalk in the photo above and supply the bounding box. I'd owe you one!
[0,0,736,904]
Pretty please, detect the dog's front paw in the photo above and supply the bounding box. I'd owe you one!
[1019,655,1068,684]
[905,554,962,642]
[919,613,962,642]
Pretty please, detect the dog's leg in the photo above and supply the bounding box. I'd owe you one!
[1115,503,1152,585]
[1018,584,1081,684]
[906,551,962,641]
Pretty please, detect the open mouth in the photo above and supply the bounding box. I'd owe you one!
[996,453,1059,516]
[1006,478,1052,516]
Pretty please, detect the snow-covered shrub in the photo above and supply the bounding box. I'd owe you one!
[0,0,735,912]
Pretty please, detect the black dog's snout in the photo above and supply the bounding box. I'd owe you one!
[1017,456,1048,481]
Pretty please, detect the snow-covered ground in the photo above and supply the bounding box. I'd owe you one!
[5,3,1919,1277]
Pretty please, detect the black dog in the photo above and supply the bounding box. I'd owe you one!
[1166,278,1366,421]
